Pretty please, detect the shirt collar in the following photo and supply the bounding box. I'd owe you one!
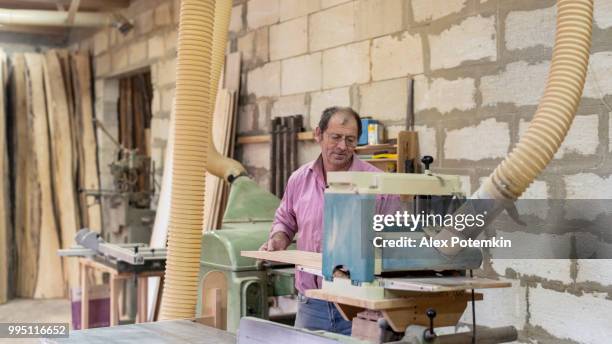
[308,154,362,182]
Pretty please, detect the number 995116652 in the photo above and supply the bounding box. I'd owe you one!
[1,323,69,338]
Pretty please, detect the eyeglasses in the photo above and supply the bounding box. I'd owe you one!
[325,132,357,147]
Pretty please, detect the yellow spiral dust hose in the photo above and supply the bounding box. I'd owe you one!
[159,0,243,320]
[430,0,593,256]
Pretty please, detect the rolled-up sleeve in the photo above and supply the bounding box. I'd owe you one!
[270,176,298,241]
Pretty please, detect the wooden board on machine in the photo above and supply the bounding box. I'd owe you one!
[0,50,10,303]
[240,250,322,270]
[43,50,81,292]
[24,53,65,298]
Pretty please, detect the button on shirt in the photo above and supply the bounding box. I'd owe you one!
[269,154,399,294]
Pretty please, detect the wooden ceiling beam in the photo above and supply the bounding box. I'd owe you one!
[0,24,67,36]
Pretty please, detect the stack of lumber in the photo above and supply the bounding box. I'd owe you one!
[1,49,101,302]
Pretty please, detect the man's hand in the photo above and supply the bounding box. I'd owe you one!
[259,232,291,251]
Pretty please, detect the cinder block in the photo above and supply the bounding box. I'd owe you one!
[151,117,171,143]
[279,0,320,22]
[238,28,269,66]
[152,89,161,114]
[595,0,612,29]
[242,143,270,169]
[480,61,549,107]
[371,32,423,81]
[247,61,281,97]
[610,114,612,152]
[230,5,244,33]
[576,260,612,286]
[414,75,475,114]
[247,0,280,30]
[111,47,128,72]
[156,58,177,87]
[565,173,612,199]
[161,88,176,113]
[136,10,154,35]
[322,41,370,89]
[281,53,322,95]
[95,53,111,77]
[298,141,322,165]
[516,180,549,218]
[309,2,355,52]
[128,40,148,65]
[257,100,271,132]
[520,115,599,159]
[359,78,408,121]
[429,15,496,70]
[505,6,555,51]
[459,278,527,330]
[529,286,612,344]
[444,119,509,160]
[93,29,109,56]
[238,103,257,134]
[148,35,165,59]
[411,0,467,23]
[165,30,178,55]
[309,87,351,129]
[355,0,403,40]
[489,228,573,267]
[271,93,308,119]
[154,2,172,27]
[584,52,612,98]
[270,17,307,60]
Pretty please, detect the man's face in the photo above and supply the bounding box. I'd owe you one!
[316,112,359,170]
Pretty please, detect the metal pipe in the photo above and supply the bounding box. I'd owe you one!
[0,9,112,27]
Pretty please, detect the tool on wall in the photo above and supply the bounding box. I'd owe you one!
[270,115,303,198]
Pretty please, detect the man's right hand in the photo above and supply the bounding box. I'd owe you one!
[259,232,291,251]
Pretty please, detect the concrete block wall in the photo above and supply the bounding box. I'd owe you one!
[70,0,179,195]
[230,1,612,343]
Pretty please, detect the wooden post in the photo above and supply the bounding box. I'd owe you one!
[80,262,89,329]
[137,277,148,323]
[110,276,119,326]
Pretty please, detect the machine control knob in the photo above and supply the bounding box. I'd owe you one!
[421,156,434,170]
[424,308,437,341]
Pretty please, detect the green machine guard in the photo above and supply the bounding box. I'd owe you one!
[198,176,295,333]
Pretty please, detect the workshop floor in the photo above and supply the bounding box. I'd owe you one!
[0,298,71,343]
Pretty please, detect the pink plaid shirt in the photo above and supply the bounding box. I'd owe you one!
[270,154,399,294]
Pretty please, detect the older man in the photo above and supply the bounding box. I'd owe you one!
[260,106,398,335]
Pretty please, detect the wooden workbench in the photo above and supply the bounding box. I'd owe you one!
[78,258,165,329]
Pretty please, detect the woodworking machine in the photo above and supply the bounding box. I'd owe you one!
[241,166,518,344]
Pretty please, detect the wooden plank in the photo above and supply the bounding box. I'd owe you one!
[383,276,511,292]
[12,54,40,298]
[72,52,102,233]
[25,53,65,298]
[305,288,416,310]
[43,50,81,293]
[241,250,322,270]
[397,131,420,173]
[0,50,9,304]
